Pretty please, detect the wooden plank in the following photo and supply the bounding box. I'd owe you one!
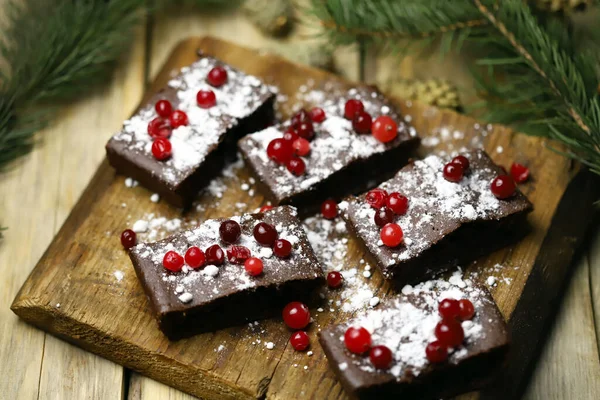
[129,373,196,400]
[523,251,600,400]
[0,25,147,400]
[588,225,600,352]
[9,36,599,400]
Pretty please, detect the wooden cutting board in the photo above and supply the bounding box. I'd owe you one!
[10,37,600,400]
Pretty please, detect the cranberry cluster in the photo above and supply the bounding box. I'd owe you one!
[344,99,399,143]
[343,327,393,369]
[365,188,408,248]
[442,155,470,183]
[159,216,292,276]
[266,107,325,177]
[148,66,227,161]
[491,161,530,199]
[425,298,475,364]
[282,301,312,351]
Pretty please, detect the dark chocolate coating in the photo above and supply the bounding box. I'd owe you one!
[319,282,510,400]
[342,150,533,287]
[129,206,324,340]
[106,54,275,208]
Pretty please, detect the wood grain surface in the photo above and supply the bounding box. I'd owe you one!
[7,36,599,400]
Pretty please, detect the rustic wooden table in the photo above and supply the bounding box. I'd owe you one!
[1,8,599,400]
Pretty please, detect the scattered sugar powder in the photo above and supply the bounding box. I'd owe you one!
[340,270,488,378]
[113,271,124,282]
[303,214,377,313]
[265,342,275,350]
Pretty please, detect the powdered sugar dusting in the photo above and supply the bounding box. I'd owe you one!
[239,85,416,201]
[110,56,275,186]
[303,215,376,313]
[344,150,526,276]
[337,270,491,378]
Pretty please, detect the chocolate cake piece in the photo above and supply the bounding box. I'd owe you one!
[106,53,276,208]
[319,274,509,399]
[129,206,324,340]
[237,86,420,215]
[341,149,533,286]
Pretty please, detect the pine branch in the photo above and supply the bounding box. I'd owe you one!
[311,0,600,178]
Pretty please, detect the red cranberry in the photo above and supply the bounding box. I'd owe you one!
[366,188,388,209]
[344,99,364,120]
[434,319,464,348]
[273,239,292,258]
[369,345,393,369]
[120,229,136,249]
[286,157,306,176]
[291,109,309,127]
[155,99,173,118]
[491,175,516,199]
[253,222,278,246]
[259,205,273,213]
[372,116,398,143]
[282,301,310,329]
[148,117,171,139]
[290,331,310,351]
[151,138,172,161]
[185,247,206,269]
[344,326,371,354]
[374,207,394,227]
[352,111,372,134]
[292,138,311,156]
[296,122,315,140]
[219,220,241,243]
[510,162,530,183]
[196,89,216,108]
[244,257,264,276]
[458,299,475,321]
[327,271,343,288]
[169,110,188,128]
[267,138,294,164]
[205,244,225,265]
[321,199,338,219]
[283,128,299,142]
[443,162,464,182]
[438,298,460,320]
[227,245,251,264]
[386,192,408,215]
[163,250,184,272]
[451,155,470,171]
[207,66,228,87]
[309,107,326,123]
[380,223,403,247]
[426,341,448,363]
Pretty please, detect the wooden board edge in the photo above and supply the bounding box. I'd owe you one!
[9,300,257,400]
[479,168,600,400]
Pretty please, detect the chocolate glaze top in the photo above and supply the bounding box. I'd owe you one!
[320,271,508,383]
[340,150,532,277]
[107,55,276,188]
[129,206,323,315]
[238,86,419,202]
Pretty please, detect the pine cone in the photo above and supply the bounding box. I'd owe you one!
[533,0,590,13]
[386,79,461,110]
[243,0,294,37]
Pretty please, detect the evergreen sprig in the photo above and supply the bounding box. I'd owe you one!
[0,0,235,172]
[311,0,600,176]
